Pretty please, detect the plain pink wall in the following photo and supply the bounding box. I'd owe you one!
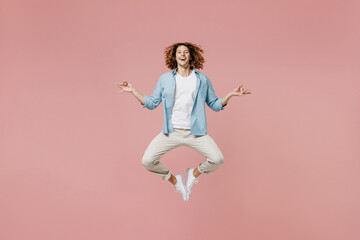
[1,0,359,239]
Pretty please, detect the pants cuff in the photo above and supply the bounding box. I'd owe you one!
[163,171,172,181]
[198,164,209,174]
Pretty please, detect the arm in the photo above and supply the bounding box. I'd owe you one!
[205,77,251,111]
[116,82,145,105]
[131,88,145,105]
[141,78,162,110]
[116,78,162,110]
[221,92,233,106]
[205,77,227,112]
[221,85,252,106]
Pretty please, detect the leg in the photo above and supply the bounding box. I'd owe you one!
[185,133,225,176]
[168,174,178,185]
[178,131,224,199]
[141,131,181,183]
[193,167,201,178]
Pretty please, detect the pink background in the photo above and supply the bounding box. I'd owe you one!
[1,0,360,239]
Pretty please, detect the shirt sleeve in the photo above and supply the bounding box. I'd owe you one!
[205,76,227,112]
[141,77,162,110]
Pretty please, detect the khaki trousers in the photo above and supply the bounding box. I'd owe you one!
[141,128,224,181]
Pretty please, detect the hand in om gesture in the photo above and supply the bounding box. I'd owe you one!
[116,81,134,93]
[231,85,251,96]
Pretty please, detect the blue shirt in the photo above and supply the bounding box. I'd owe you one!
[141,68,227,136]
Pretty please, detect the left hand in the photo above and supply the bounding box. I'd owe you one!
[231,85,251,96]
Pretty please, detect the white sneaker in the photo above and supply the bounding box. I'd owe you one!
[174,175,188,201]
[186,168,199,198]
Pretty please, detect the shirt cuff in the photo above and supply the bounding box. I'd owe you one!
[219,98,227,110]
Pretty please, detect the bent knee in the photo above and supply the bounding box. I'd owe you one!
[141,154,157,168]
[218,155,225,165]
[212,154,224,166]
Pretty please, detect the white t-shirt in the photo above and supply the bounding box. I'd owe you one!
[171,70,197,129]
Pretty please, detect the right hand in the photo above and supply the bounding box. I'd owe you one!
[116,81,134,93]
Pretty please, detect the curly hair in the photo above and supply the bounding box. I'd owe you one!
[164,42,205,70]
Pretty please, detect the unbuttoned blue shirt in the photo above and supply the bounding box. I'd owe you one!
[141,68,227,136]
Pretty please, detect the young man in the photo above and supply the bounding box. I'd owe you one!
[116,42,251,201]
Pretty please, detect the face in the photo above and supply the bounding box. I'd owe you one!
[175,45,191,68]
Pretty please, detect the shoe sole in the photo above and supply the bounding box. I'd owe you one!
[178,174,188,202]
[185,168,192,200]
[186,168,191,189]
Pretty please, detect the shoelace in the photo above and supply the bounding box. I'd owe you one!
[175,184,183,192]
[189,178,199,187]
[187,178,199,195]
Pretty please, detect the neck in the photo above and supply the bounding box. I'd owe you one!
[176,65,192,77]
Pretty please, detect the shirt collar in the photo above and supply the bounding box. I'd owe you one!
[171,68,198,75]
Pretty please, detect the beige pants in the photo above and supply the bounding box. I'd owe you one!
[141,128,225,181]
